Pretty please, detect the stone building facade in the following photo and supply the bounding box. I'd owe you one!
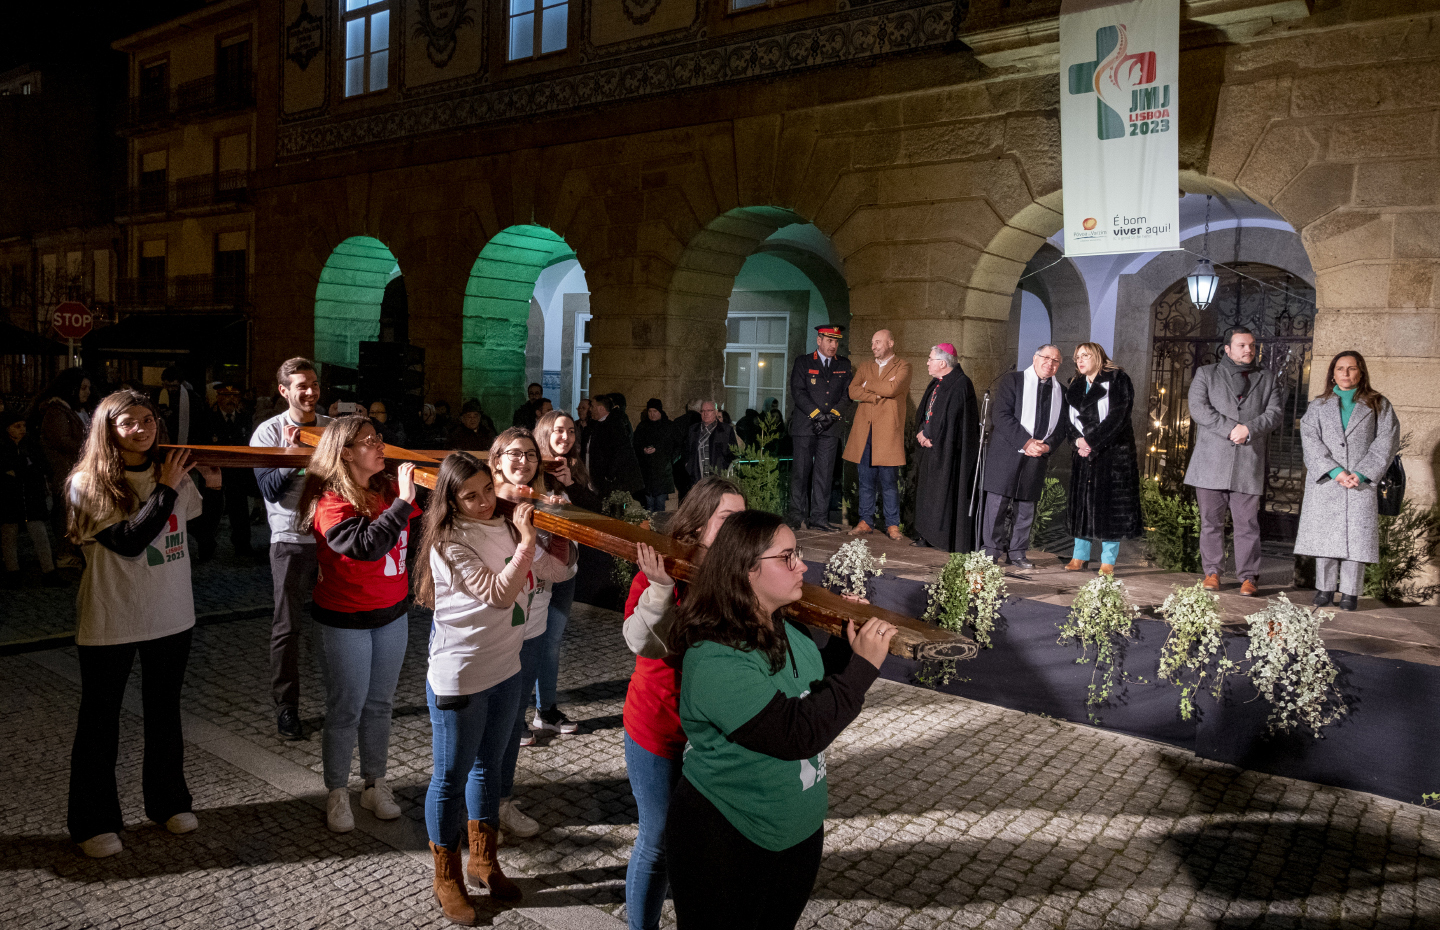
[245,0,1440,502]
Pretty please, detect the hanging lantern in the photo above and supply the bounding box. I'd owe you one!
[1187,258,1219,310]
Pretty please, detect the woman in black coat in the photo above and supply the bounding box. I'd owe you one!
[633,399,677,513]
[1064,343,1142,574]
[1,412,62,586]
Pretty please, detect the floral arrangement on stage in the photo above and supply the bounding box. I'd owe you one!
[1057,574,1140,717]
[1157,581,1235,721]
[924,551,1007,649]
[1242,594,1346,736]
[824,539,886,599]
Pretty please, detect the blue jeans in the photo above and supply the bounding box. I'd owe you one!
[317,615,409,790]
[501,634,545,799]
[856,435,900,529]
[1073,539,1120,565]
[535,576,576,711]
[625,733,682,930]
[642,492,668,514]
[425,673,523,850]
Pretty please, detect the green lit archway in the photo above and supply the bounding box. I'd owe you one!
[314,236,402,370]
[462,225,576,417]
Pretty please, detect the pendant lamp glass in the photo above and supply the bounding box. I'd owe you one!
[1187,258,1220,310]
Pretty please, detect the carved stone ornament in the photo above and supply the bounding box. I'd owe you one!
[414,0,476,68]
[623,0,664,26]
[286,1,324,71]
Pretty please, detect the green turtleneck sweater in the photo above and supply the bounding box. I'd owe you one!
[1327,386,1368,483]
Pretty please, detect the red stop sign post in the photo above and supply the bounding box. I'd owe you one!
[51,302,94,366]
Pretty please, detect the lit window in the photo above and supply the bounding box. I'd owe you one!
[508,0,568,61]
[342,0,390,97]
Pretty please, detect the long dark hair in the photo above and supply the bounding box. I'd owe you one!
[65,388,160,542]
[534,409,592,492]
[1317,350,1385,413]
[668,510,791,674]
[412,452,511,609]
[488,426,552,496]
[667,475,744,546]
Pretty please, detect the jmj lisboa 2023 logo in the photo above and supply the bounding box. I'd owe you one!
[1068,25,1170,141]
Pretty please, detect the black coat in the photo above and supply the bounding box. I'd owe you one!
[983,370,1070,501]
[914,367,981,553]
[633,416,677,496]
[1065,369,1143,541]
[586,415,644,499]
[685,420,737,483]
[789,351,853,438]
[1,437,49,524]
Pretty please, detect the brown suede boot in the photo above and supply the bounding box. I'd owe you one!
[430,841,478,925]
[467,820,523,902]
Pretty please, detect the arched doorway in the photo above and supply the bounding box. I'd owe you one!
[313,235,404,396]
[1144,263,1317,539]
[463,225,583,422]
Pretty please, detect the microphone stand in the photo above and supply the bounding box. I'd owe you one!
[970,386,992,548]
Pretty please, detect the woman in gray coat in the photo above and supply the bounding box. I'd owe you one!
[1294,351,1399,611]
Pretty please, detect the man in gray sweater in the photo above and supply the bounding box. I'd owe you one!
[1183,328,1284,596]
[252,358,332,740]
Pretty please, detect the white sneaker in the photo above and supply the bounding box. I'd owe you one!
[360,778,401,820]
[79,832,123,858]
[165,812,199,834]
[498,797,540,838]
[326,787,354,833]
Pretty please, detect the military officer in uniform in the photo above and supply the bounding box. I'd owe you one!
[787,323,853,531]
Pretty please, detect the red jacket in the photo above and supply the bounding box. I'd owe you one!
[312,486,421,624]
[622,571,686,760]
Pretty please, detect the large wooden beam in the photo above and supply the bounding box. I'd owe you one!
[164,436,976,662]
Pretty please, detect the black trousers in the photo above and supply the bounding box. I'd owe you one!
[666,776,824,930]
[68,628,193,842]
[788,430,840,525]
[269,541,318,709]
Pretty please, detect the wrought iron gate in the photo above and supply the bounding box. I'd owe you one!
[1143,263,1316,542]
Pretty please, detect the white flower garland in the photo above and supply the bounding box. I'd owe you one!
[1157,581,1234,721]
[923,551,1007,648]
[823,539,886,598]
[1057,574,1140,714]
[1242,593,1346,736]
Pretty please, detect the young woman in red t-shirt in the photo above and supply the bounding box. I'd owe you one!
[620,475,745,930]
[298,415,421,834]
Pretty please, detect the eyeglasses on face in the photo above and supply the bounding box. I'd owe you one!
[503,449,539,462]
[758,546,805,571]
[349,435,385,449]
[114,415,155,434]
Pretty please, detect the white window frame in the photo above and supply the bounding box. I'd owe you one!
[724,312,789,416]
[572,310,591,404]
[342,0,391,98]
[508,0,569,62]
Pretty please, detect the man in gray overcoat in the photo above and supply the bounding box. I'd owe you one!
[1183,327,1284,595]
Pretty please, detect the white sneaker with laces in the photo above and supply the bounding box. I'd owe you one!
[360,778,401,820]
[165,812,199,834]
[327,787,354,833]
[80,832,123,858]
[498,797,540,838]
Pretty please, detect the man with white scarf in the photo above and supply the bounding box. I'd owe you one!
[980,345,1068,568]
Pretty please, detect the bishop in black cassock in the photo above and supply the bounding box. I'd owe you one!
[913,343,980,553]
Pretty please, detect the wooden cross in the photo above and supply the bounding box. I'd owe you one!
[163,430,975,662]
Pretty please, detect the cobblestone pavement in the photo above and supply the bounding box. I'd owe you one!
[3,578,1438,930]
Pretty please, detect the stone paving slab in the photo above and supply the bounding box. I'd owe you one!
[3,600,1437,929]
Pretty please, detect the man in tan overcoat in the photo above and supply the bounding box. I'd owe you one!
[843,329,912,539]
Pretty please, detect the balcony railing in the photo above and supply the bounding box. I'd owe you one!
[122,70,254,130]
[117,274,250,311]
[117,171,251,217]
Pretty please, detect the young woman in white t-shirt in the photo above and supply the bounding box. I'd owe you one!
[412,452,573,924]
[64,388,221,858]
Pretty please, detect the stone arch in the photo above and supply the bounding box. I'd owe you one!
[1006,242,1091,378]
[313,235,403,371]
[462,225,577,419]
[662,205,846,410]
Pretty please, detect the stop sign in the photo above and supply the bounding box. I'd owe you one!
[52,302,94,339]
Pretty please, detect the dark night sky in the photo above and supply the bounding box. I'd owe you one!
[0,1,207,74]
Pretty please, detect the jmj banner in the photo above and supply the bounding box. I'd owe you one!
[1060,0,1179,257]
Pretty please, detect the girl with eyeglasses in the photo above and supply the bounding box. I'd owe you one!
[664,510,896,930]
[298,415,421,834]
[487,427,578,841]
[620,475,745,930]
[63,389,223,858]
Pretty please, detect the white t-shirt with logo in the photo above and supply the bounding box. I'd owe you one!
[70,467,204,646]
